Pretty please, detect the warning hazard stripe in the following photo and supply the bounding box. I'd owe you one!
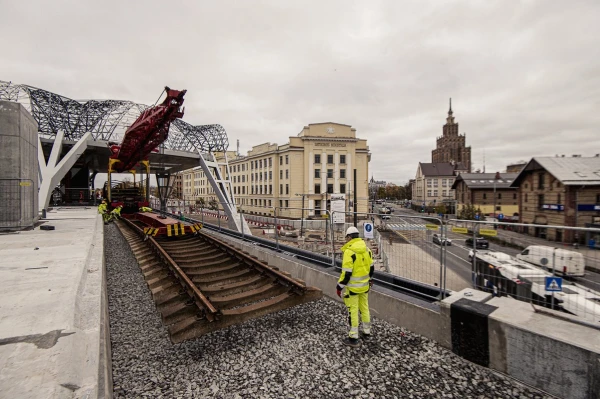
[152,228,159,236]
[167,225,172,237]
[180,223,185,235]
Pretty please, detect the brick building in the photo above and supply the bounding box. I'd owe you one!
[431,99,471,172]
[452,172,519,218]
[511,156,600,243]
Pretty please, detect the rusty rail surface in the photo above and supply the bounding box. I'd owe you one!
[116,219,322,343]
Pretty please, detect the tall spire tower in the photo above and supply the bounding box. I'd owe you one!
[431,98,472,172]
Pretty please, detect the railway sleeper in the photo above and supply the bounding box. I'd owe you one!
[203,277,272,298]
[182,262,242,276]
[168,288,322,344]
[210,283,288,309]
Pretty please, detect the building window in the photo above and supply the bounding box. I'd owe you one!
[269,171,272,180]
[286,170,289,179]
[327,154,334,164]
[269,158,272,167]
[286,184,289,194]
[315,169,320,178]
[327,184,334,193]
[433,190,438,196]
[315,184,321,193]
[340,155,346,164]
[280,184,283,194]
[498,193,502,199]
[427,179,432,187]
[538,173,545,189]
[279,200,283,208]
[513,193,517,200]
[327,169,333,178]
[315,154,321,164]
[280,156,283,165]
[285,155,289,165]
[285,200,289,208]
[269,185,272,194]
[557,193,561,204]
[483,193,487,199]
[280,170,283,179]
[340,169,346,179]
[427,190,431,197]
[259,160,262,168]
[340,184,346,194]
[538,194,544,209]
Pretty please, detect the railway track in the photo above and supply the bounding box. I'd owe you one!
[115,218,322,343]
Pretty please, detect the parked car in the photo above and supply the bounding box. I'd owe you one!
[432,233,452,246]
[516,245,585,277]
[465,237,489,249]
[381,215,391,220]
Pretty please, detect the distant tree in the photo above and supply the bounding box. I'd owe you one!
[377,187,386,199]
[458,204,482,220]
[435,204,447,215]
[208,198,219,211]
[404,183,412,200]
[196,198,206,207]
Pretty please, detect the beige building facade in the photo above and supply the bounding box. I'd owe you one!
[412,162,466,207]
[181,123,370,219]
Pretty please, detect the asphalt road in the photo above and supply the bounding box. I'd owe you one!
[385,207,600,292]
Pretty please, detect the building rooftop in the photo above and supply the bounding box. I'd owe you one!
[419,162,467,177]
[451,173,519,189]
[511,156,600,186]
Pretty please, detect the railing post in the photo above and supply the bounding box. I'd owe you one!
[472,221,477,287]
[329,211,335,267]
[438,218,444,300]
[274,207,279,251]
[240,206,245,240]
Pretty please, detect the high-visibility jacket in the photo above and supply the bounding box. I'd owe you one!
[139,206,153,212]
[337,238,374,294]
[111,207,122,218]
[98,203,107,214]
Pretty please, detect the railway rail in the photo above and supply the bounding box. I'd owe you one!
[115,218,322,343]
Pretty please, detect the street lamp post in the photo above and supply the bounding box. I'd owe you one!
[493,171,501,222]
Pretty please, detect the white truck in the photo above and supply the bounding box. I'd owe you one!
[516,245,585,277]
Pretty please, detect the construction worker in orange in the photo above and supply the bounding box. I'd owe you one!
[336,226,375,348]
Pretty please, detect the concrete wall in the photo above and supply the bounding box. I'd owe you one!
[0,101,39,229]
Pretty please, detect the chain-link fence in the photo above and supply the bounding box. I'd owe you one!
[0,178,35,230]
[447,218,600,326]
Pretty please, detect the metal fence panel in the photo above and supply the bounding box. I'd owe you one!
[448,218,600,327]
[0,178,35,230]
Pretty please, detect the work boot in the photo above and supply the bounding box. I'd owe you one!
[360,332,371,340]
[342,337,361,348]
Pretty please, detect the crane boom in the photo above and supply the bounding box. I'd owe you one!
[110,87,186,173]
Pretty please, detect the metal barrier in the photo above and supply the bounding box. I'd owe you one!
[447,218,600,326]
[0,178,35,230]
[331,211,450,299]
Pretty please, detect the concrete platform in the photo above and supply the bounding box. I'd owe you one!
[0,207,110,398]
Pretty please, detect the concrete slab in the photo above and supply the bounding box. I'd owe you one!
[0,207,109,398]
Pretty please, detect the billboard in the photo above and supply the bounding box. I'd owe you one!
[330,194,346,224]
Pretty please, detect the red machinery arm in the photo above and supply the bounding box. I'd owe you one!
[110,87,186,173]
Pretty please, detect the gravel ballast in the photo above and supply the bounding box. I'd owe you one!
[105,224,552,399]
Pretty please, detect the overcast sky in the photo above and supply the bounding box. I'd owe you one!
[2,0,599,185]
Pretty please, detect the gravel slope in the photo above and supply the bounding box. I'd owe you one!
[105,224,552,399]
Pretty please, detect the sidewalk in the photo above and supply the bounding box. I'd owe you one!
[0,208,110,398]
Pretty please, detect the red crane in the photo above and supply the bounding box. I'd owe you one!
[109,87,186,173]
[106,87,186,208]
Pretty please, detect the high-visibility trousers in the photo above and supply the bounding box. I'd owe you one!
[343,291,371,339]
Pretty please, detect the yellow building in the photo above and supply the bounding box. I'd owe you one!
[181,123,370,219]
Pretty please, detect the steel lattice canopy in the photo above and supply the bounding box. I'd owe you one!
[0,80,229,154]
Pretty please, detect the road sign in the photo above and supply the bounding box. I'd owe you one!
[498,213,504,220]
[363,222,374,239]
[425,224,439,231]
[479,229,497,237]
[452,227,468,234]
[544,276,563,292]
[475,214,480,220]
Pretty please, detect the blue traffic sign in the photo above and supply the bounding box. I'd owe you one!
[498,214,504,220]
[545,276,562,292]
[475,214,480,220]
[365,223,373,232]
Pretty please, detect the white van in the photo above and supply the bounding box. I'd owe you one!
[516,245,585,277]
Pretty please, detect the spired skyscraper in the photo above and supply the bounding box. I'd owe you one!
[431,99,471,172]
